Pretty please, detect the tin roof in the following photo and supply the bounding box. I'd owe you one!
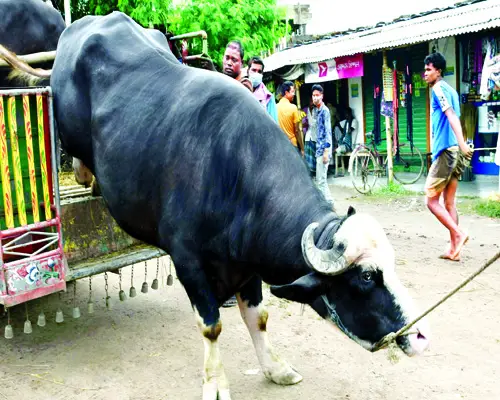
[264,0,500,72]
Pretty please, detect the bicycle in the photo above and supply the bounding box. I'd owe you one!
[348,132,424,194]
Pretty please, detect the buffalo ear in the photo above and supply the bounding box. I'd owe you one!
[270,273,325,304]
[347,206,356,217]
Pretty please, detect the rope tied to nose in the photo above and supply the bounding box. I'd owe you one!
[373,250,500,363]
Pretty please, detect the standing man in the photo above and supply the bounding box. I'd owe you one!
[222,40,253,92]
[423,52,473,261]
[277,81,304,154]
[311,84,334,205]
[247,56,278,122]
[221,40,252,308]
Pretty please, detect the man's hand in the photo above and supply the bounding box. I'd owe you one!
[323,152,329,164]
[301,149,305,157]
[460,144,473,159]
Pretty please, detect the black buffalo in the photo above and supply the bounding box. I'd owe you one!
[0,0,65,87]
[0,12,430,400]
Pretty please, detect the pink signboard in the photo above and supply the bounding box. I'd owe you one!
[335,54,364,79]
[305,54,364,83]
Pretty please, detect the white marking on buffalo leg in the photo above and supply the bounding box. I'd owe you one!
[237,296,303,385]
[193,308,231,400]
[72,157,93,187]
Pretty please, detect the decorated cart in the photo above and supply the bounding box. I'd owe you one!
[0,30,211,337]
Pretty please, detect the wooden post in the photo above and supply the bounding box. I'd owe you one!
[0,95,14,228]
[64,0,71,26]
[23,95,40,223]
[295,79,303,147]
[36,94,52,221]
[7,97,27,226]
[383,52,394,183]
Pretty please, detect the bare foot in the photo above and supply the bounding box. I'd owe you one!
[451,232,469,260]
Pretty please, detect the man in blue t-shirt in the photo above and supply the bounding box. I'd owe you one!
[424,52,473,261]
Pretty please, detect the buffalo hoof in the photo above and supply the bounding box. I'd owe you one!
[202,382,231,400]
[91,180,101,197]
[263,361,303,386]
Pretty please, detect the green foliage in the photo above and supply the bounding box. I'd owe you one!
[89,0,120,15]
[372,182,415,197]
[167,0,287,68]
[116,0,172,27]
[68,0,287,69]
[474,198,500,219]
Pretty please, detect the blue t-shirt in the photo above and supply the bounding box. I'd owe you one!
[431,80,460,161]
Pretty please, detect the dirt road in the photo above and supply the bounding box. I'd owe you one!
[1,188,499,400]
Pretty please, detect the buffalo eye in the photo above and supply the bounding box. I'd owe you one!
[361,271,373,283]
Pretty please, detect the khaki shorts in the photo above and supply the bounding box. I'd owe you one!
[424,146,472,197]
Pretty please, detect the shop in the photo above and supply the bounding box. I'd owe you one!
[456,29,500,178]
[362,43,430,156]
[268,54,364,149]
[263,0,500,188]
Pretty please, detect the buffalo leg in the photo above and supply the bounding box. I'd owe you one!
[174,257,231,400]
[237,276,303,385]
[72,157,93,187]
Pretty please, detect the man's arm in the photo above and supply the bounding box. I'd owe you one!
[267,95,279,123]
[294,108,304,153]
[323,109,332,164]
[444,108,472,156]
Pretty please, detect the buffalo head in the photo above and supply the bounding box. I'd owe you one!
[271,206,430,356]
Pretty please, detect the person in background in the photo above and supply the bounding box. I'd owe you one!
[303,99,317,175]
[423,52,473,262]
[311,84,334,206]
[247,56,278,122]
[221,41,252,308]
[277,81,304,155]
[222,40,253,92]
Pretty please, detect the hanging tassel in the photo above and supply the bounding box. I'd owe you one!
[151,258,159,290]
[4,308,13,339]
[118,268,127,301]
[24,303,33,334]
[55,292,64,323]
[87,276,94,314]
[72,281,81,319]
[37,311,46,327]
[104,272,112,310]
[167,256,174,286]
[141,261,148,293]
[129,265,137,298]
[55,309,64,323]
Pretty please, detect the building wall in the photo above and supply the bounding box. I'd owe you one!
[348,77,364,145]
[428,36,457,90]
[427,37,457,151]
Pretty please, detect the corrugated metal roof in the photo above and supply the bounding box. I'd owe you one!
[264,0,500,72]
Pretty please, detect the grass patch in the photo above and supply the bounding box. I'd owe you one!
[371,181,416,197]
[473,196,500,219]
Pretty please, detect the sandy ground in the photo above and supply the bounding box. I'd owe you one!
[0,187,499,400]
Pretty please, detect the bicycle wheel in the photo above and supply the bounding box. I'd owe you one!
[349,146,379,194]
[392,143,424,185]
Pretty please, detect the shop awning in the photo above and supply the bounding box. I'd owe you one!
[264,0,500,72]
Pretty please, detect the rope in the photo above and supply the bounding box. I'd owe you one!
[373,250,500,353]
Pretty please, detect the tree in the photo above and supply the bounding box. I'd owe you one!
[167,0,287,68]
[54,0,287,69]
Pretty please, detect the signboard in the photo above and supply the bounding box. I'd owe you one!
[305,54,363,83]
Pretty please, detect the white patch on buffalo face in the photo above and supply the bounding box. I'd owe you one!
[332,213,431,355]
